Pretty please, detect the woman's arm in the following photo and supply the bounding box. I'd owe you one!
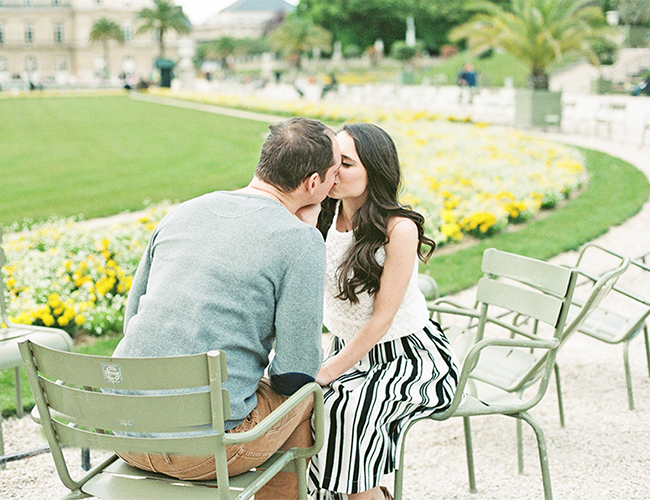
[316,217,419,385]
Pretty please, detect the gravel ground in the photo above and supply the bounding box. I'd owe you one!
[1,131,649,499]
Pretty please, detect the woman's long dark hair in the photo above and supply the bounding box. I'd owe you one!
[317,123,436,304]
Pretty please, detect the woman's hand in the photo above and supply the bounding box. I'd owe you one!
[295,203,322,226]
[315,364,333,386]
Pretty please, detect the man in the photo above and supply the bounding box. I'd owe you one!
[113,117,341,499]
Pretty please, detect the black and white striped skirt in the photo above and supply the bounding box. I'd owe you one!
[308,320,460,499]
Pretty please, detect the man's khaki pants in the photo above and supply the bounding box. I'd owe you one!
[118,379,314,500]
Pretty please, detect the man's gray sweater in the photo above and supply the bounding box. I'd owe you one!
[113,191,325,429]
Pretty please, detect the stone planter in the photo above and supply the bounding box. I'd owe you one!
[625,25,649,48]
[592,77,613,95]
[514,89,562,130]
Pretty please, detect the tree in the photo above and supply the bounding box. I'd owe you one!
[137,0,191,60]
[449,0,617,90]
[89,18,124,80]
[269,15,332,69]
[297,0,512,55]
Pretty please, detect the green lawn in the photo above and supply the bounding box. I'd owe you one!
[0,94,271,227]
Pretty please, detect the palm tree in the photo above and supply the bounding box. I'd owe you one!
[137,0,191,60]
[269,16,332,69]
[89,18,124,80]
[450,0,617,90]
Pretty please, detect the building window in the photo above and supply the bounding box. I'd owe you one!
[24,0,32,6]
[94,0,101,4]
[55,56,67,71]
[25,24,34,44]
[0,57,7,72]
[122,22,132,42]
[25,56,37,72]
[0,25,4,45]
[53,0,60,5]
[54,23,64,43]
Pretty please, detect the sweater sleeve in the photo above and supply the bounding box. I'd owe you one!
[268,231,325,395]
[123,238,154,334]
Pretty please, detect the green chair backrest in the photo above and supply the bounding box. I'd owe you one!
[19,340,232,494]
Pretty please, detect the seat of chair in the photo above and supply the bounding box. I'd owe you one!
[432,380,525,420]
[0,326,73,371]
[82,452,298,500]
[469,346,541,391]
[577,307,643,344]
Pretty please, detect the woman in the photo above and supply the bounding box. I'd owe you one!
[307,123,460,500]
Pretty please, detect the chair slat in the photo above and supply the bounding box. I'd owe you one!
[482,248,572,295]
[29,342,210,390]
[40,377,213,433]
[477,278,563,326]
[52,420,221,456]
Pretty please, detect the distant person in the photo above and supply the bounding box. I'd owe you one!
[321,71,338,99]
[457,62,478,103]
[308,123,460,500]
[632,76,650,96]
[113,117,342,500]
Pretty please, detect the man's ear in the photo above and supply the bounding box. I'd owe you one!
[305,172,320,195]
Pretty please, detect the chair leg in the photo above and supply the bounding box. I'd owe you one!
[81,449,91,471]
[0,412,5,470]
[393,431,408,500]
[643,325,650,376]
[295,458,307,500]
[517,418,524,475]
[463,416,477,494]
[15,367,24,418]
[623,341,635,411]
[553,363,565,428]
[518,412,553,500]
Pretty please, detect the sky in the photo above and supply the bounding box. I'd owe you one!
[177,0,299,25]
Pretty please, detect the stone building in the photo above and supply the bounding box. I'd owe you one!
[0,0,182,87]
[192,0,295,43]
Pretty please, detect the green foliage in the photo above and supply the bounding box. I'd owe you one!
[391,41,418,61]
[0,95,269,227]
[450,0,619,90]
[618,0,650,25]
[269,15,332,67]
[137,0,191,58]
[89,18,124,45]
[297,0,482,55]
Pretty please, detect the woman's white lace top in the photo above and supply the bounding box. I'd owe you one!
[323,211,430,343]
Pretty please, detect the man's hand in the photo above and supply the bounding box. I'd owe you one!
[295,203,322,226]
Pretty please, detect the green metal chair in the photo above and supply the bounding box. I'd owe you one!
[571,244,650,410]
[430,244,629,429]
[395,248,579,500]
[0,226,74,462]
[19,340,324,500]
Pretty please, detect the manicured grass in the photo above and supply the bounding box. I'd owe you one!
[426,147,650,296]
[0,94,271,227]
[419,51,530,87]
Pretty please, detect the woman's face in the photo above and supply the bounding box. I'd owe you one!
[329,131,368,202]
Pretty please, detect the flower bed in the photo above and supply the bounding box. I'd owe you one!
[2,93,586,337]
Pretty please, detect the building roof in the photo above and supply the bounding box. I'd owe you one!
[220,0,296,14]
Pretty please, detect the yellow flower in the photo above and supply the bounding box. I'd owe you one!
[75,314,86,326]
[47,293,62,308]
[57,316,70,327]
[42,314,56,327]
